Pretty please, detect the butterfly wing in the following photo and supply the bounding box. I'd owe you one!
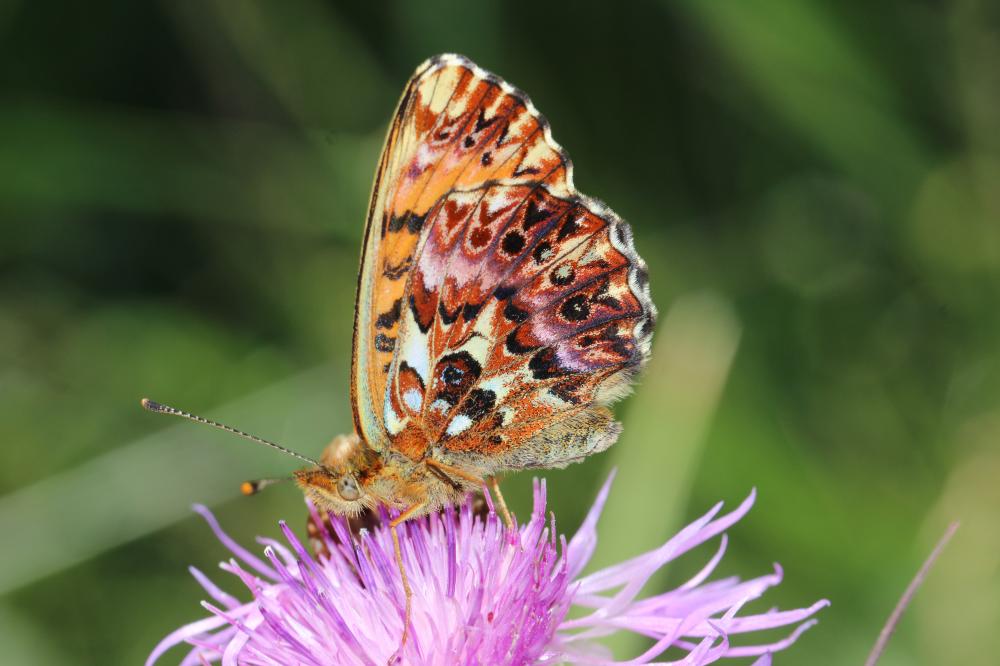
[352,54,572,449]
[352,55,655,474]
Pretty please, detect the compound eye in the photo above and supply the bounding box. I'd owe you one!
[337,475,361,501]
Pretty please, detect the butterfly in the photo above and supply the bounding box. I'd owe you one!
[294,53,654,517]
[144,53,655,655]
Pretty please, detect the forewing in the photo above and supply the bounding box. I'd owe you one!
[352,55,570,449]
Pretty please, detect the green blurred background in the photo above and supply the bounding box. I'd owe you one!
[2,1,998,664]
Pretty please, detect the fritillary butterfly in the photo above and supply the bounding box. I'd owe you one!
[296,54,655,521]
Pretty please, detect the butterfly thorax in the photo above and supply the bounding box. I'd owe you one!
[293,433,472,519]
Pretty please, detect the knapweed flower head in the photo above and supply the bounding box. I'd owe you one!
[149,474,828,665]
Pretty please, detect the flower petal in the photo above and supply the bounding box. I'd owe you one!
[152,479,824,666]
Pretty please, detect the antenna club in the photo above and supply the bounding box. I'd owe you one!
[141,398,165,413]
[241,477,292,495]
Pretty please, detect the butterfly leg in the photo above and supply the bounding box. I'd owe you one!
[425,459,513,528]
[388,503,424,665]
[488,477,513,529]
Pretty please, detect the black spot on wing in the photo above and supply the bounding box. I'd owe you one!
[375,299,402,329]
[594,321,638,361]
[531,241,553,265]
[556,213,581,241]
[591,279,623,311]
[432,351,482,406]
[529,347,564,379]
[383,256,413,281]
[443,365,464,386]
[560,294,590,322]
[501,230,526,256]
[374,333,395,353]
[458,388,496,422]
[438,301,460,325]
[461,301,482,321]
[407,211,427,233]
[523,199,550,230]
[474,108,497,133]
[493,285,515,300]
[388,214,406,233]
[506,329,538,355]
[549,378,583,405]
[503,301,529,323]
[494,122,510,146]
[381,201,424,236]
[550,266,574,286]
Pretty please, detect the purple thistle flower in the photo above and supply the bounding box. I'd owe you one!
[148,474,828,665]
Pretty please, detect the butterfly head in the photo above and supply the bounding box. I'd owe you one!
[293,433,386,517]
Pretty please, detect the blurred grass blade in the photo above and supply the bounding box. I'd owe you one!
[0,603,76,666]
[0,102,378,238]
[593,292,740,657]
[596,291,742,563]
[168,0,388,129]
[0,365,346,597]
[677,0,930,211]
[914,426,1000,662]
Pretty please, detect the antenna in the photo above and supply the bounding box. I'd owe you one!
[140,398,322,468]
[241,477,292,495]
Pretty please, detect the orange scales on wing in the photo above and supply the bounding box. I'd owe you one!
[353,56,576,458]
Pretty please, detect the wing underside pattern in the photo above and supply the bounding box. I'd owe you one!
[351,55,655,474]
